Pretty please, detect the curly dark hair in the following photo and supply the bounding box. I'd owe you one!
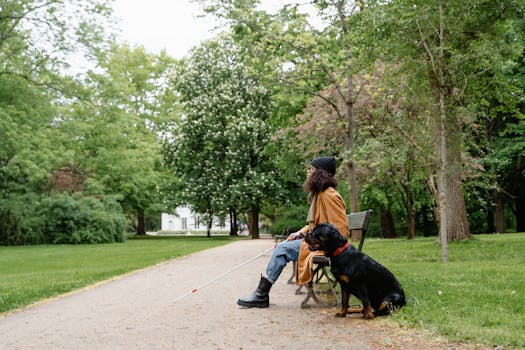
[303,169,338,193]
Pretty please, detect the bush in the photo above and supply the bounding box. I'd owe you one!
[0,193,44,245]
[365,219,382,238]
[37,194,128,244]
[270,205,308,235]
[0,193,128,245]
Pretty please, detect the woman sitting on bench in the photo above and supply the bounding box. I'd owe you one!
[237,156,350,308]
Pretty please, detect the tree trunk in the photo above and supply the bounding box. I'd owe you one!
[434,102,473,243]
[421,204,434,237]
[426,173,441,231]
[437,99,449,260]
[515,156,525,232]
[379,207,397,238]
[436,0,448,263]
[335,0,359,214]
[433,0,470,259]
[486,206,496,234]
[516,182,525,233]
[207,216,212,237]
[136,208,146,235]
[248,204,260,239]
[229,208,239,236]
[401,182,416,240]
[407,203,416,240]
[443,127,471,240]
[494,190,505,233]
[344,71,359,213]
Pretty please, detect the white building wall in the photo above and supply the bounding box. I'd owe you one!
[161,206,230,232]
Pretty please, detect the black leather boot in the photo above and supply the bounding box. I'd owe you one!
[237,275,272,308]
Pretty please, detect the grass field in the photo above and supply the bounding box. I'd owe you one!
[1,233,524,348]
[361,233,525,349]
[0,235,237,315]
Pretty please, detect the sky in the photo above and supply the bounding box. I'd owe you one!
[111,0,294,59]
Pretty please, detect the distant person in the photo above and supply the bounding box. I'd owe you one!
[238,223,247,236]
[237,156,349,308]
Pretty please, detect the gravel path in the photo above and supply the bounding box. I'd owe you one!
[0,238,490,350]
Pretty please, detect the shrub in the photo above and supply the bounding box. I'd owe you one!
[0,193,128,245]
[270,205,309,235]
[37,193,128,244]
[0,194,45,245]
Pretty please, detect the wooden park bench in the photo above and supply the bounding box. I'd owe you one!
[280,209,374,308]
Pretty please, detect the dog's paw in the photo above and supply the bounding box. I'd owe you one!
[335,309,348,317]
[363,311,375,319]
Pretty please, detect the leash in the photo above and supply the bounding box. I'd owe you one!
[172,245,276,304]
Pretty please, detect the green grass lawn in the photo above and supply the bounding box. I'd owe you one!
[1,233,524,348]
[361,233,525,349]
[0,235,238,315]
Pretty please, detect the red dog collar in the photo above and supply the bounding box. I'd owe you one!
[332,242,350,257]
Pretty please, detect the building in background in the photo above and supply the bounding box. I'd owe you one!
[161,206,230,233]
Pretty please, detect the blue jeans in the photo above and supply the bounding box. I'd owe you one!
[265,239,302,284]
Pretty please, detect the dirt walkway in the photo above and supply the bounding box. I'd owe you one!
[0,238,489,350]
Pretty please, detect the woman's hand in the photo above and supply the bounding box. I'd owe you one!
[287,231,303,241]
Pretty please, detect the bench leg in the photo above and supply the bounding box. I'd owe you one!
[300,282,322,308]
[300,281,338,309]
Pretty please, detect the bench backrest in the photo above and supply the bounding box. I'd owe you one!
[347,209,374,252]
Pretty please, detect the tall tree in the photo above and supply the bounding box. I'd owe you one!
[199,0,367,214]
[466,23,525,234]
[366,0,524,249]
[291,61,437,239]
[60,44,175,235]
[165,37,280,238]
[0,0,113,240]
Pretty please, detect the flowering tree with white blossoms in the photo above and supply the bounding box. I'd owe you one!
[164,37,280,238]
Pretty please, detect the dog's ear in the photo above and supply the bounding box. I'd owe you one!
[331,224,348,245]
[316,223,332,240]
[320,223,347,244]
[310,229,323,242]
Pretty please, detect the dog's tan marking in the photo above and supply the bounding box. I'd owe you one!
[378,301,388,311]
[336,290,350,317]
[379,300,393,312]
[347,306,364,314]
[339,274,350,284]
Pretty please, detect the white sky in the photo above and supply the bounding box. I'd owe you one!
[111,0,311,59]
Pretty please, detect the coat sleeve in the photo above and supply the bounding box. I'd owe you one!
[296,188,348,285]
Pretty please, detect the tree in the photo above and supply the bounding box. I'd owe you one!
[355,64,436,239]
[199,0,367,214]
[165,36,280,238]
[59,44,176,235]
[0,0,114,242]
[365,0,519,244]
[465,25,525,234]
[291,61,437,239]
[0,0,112,84]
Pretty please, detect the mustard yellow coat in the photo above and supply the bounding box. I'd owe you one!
[296,187,349,285]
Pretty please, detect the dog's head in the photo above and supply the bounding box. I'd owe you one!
[304,223,348,255]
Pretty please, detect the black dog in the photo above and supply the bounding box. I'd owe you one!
[305,223,406,319]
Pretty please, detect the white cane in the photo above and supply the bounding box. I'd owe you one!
[172,245,275,304]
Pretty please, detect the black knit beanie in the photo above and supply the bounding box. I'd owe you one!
[310,156,336,176]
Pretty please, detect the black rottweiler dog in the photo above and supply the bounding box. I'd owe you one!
[305,223,406,319]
